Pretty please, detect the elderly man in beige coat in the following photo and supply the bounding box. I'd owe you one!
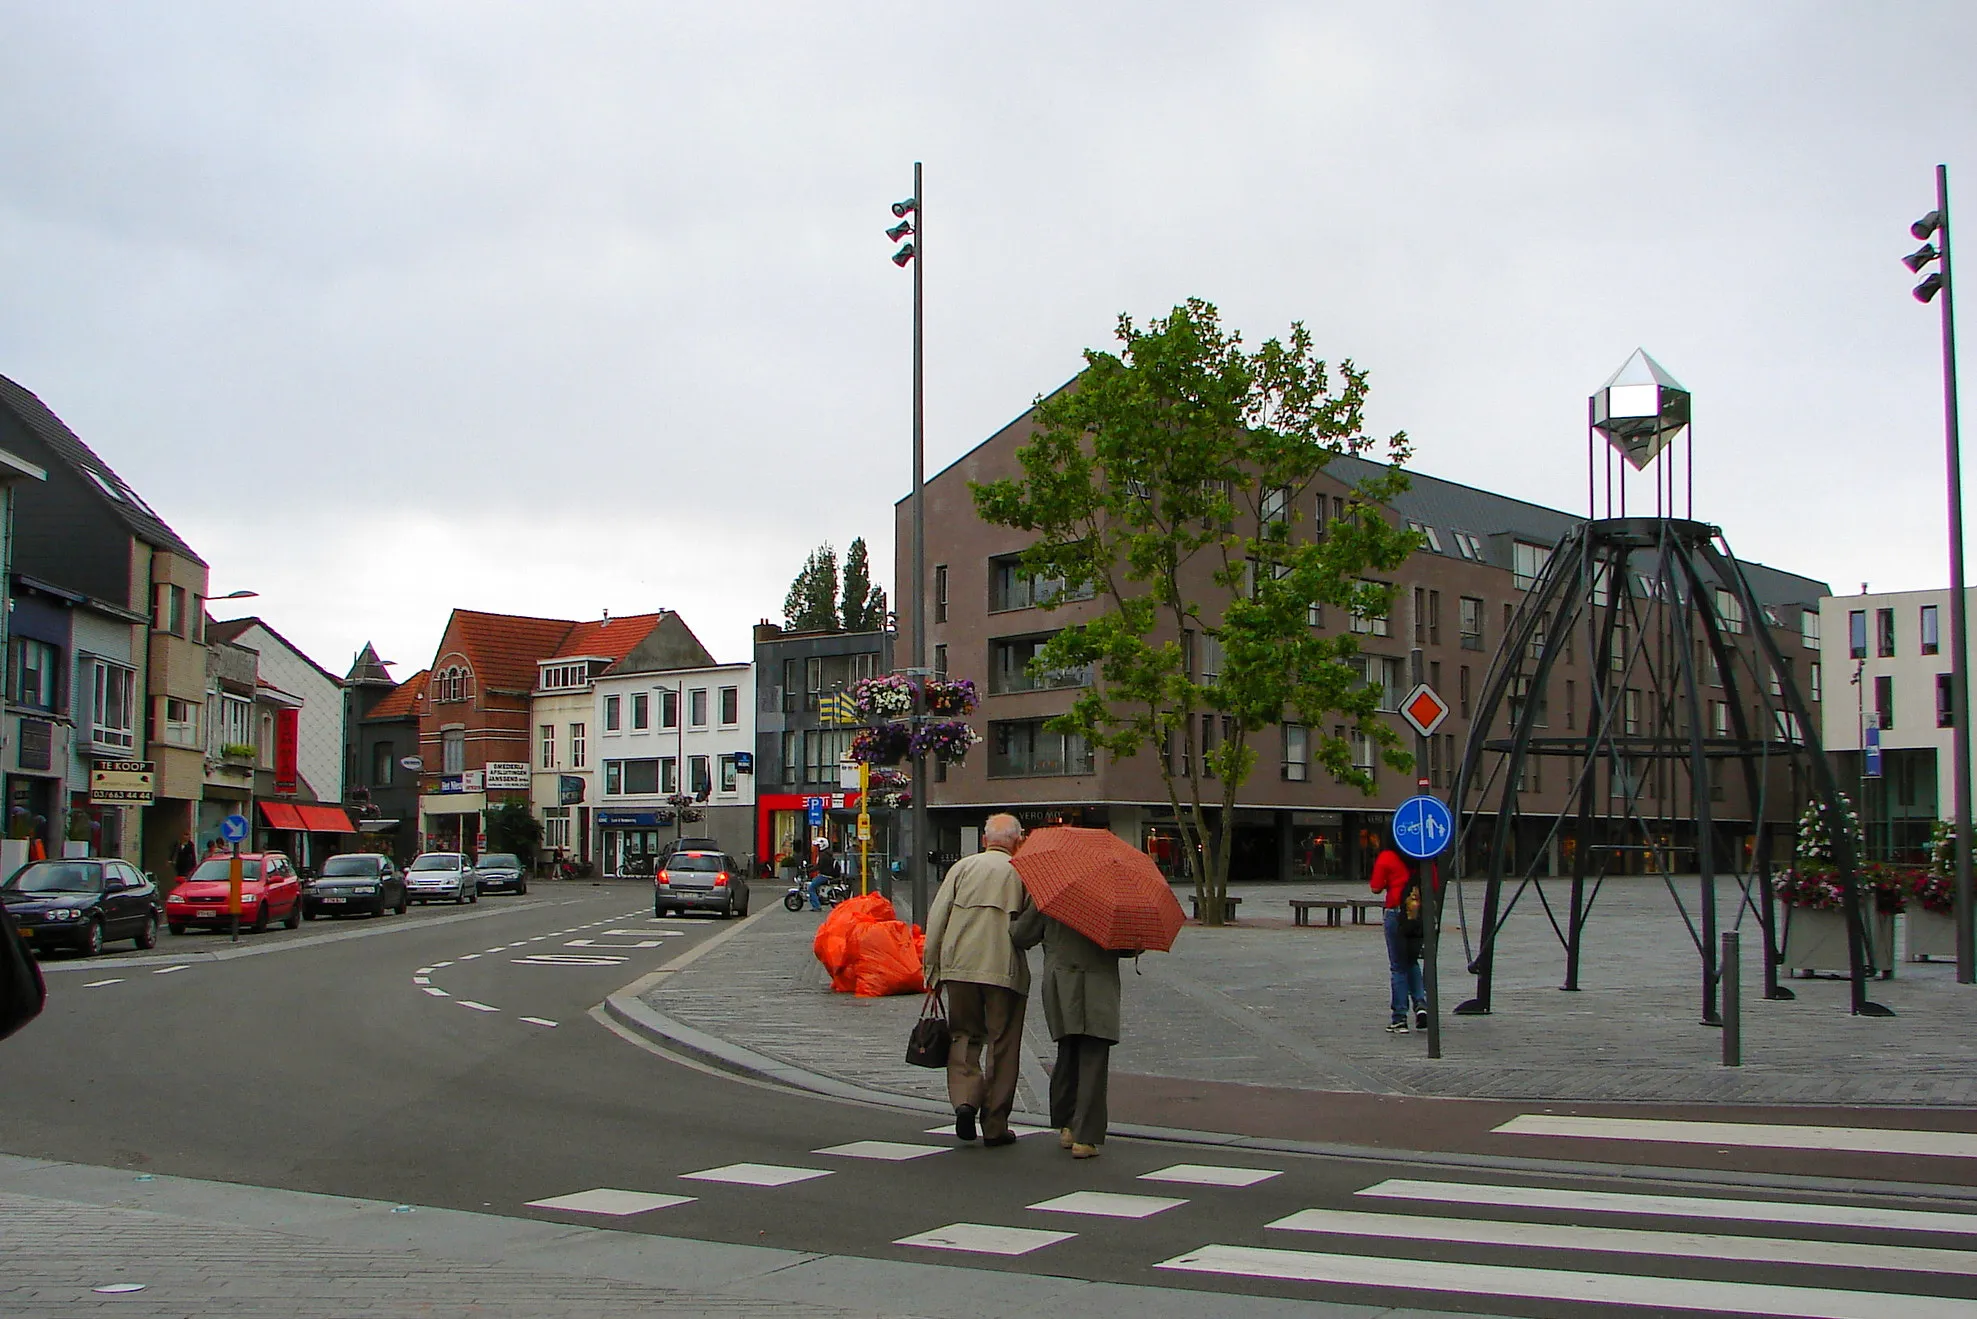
[921,813,1031,1146]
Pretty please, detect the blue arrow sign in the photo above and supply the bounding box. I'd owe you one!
[1392,795,1453,860]
[219,813,250,843]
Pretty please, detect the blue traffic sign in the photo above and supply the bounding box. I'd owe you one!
[806,797,825,827]
[1392,795,1453,859]
[219,813,250,843]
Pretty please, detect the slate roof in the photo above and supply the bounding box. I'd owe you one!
[346,642,394,684]
[364,669,429,722]
[0,371,204,564]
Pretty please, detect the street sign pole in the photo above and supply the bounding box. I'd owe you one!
[1411,649,1442,1060]
[228,841,242,943]
[1392,791,1454,1061]
[858,761,872,895]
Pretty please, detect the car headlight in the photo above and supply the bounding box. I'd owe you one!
[45,908,78,921]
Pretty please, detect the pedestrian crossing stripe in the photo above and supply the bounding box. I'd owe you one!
[1359,1178,1977,1236]
[1029,1191,1187,1219]
[528,1189,694,1216]
[680,1163,832,1187]
[1140,1164,1281,1188]
[896,1223,1074,1256]
[1495,1113,1977,1159]
[1267,1206,1977,1276]
[1155,1244,1977,1319]
[815,1141,950,1161]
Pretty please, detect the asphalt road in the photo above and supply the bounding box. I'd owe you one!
[9,880,1977,1318]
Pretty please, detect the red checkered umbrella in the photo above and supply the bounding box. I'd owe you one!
[1011,826,1186,952]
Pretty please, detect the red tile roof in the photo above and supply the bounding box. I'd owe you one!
[552,612,666,664]
[445,610,581,693]
[365,669,428,721]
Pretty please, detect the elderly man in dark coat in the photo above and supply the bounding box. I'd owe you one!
[1012,900,1133,1159]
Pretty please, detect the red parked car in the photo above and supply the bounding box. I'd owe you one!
[165,852,304,935]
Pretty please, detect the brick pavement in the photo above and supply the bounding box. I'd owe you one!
[643,877,1977,1111]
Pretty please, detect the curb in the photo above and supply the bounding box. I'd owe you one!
[602,955,1977,1207]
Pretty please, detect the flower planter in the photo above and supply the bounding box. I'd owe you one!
[1907,908,1959,962]
[1783,906,1896,978]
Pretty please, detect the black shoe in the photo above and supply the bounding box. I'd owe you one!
[982,1132,1018,1148]
[1385,1020,1409,1034]
[1415,1010,1428,1029]
[955,1105,978,1141]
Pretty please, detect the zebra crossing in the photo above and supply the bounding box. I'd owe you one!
[520,1117,1977,1314]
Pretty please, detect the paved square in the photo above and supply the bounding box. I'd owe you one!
[814,1141,951,1161]
[1028,1190,1188,1218]
[680,1162,833,1187]
[525,1188,695,1216]
[895,1223,1076,1255]
[1140,1163,1283,1188]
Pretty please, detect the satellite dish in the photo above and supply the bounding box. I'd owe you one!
[400,756,424,772]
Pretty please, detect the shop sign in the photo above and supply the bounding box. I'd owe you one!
[439,774,464,794]
[484,761,530,790]
[90,759,155,804]
[274,708,300,795]
[598,811,662,827]
[463,770,484,791]
[558,774,585,805]
[18,718,51,771]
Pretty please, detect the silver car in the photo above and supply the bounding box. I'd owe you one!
[405,852,479,905]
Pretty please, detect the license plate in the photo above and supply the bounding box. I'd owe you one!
[322,896,346,904]
[16,926,29,937]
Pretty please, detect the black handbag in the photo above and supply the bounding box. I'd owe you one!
[905,989,950,1068]
[0,900,45,1044]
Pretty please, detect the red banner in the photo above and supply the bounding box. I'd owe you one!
[274,707,299,796]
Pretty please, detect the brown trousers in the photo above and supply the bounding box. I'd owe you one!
[942,981,1025,1138]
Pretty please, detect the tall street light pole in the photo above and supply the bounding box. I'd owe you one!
[889,165,929,923]
[1908,164,1972,984]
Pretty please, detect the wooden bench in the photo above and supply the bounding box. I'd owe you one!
[1290,897,1384,927]
[1189,894,1242,922]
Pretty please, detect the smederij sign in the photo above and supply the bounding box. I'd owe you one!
[483,762,530,791]
[89,760,156,804]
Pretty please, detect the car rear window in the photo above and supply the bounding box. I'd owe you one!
[190,858,264,881]
[321,856,380,876]
[410,855,464,871]
[665,853,724,872]
[478,854,520,869]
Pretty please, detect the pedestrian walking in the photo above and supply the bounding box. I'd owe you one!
[920,814,1031,1147]
[1012,898,1134,1158]
[173,833,198,882]
[1369,833,1429,1033]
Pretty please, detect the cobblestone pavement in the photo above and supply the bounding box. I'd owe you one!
[645,878,1977,1109]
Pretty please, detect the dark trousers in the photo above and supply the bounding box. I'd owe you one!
[1049,1034,1111,1147]
[943,982,1025,1138]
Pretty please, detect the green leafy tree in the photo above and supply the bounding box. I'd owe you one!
[783,544,840,632]
[971,298,1418,925]
[483,801,543,871]
[840,537,890,632]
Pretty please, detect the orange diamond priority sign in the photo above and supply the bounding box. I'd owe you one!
[1400,683,1450,737]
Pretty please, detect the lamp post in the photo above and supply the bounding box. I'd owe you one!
[1907,165,1972,985]
[889,166,929,923]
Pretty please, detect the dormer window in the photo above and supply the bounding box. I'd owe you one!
[1406,520,1444,554]
[539,661,590,691]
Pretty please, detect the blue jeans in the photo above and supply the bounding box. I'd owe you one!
[1383,909,1425,1022]
[807,875,827,910]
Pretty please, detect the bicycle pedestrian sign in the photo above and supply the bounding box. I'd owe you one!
[1392,795,1452,859]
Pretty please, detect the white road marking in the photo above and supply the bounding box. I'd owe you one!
[512,953,628,966]
[814,1141,951,1161]
[1358,1178,1977,1236]
[1030,1191,1187,1219]
[897,1223,1074,1256]
[566,938,664,948]
[604,928,681,938]
[680,1163,833,1187]
[527,1188,694,1215]
[519,1017,558,1028]
[83,979,123,988]
[412,976,430,985]
[459,954,480,961]
[1141,1164,1281,1188]
[1154,1244,1977,1319]
[416,967,435,974]
[1495,1113,1977,1159]
[458,1000,499,1012]
[1268,1207,1977,1276]
[151,965,188,975]
[422,986,450,997]
[485,947,507,953]
[430,960,452,968]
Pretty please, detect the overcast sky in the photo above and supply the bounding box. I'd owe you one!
[2,4,1971,680]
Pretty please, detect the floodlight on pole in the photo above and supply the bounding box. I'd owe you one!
[887,163,929,923]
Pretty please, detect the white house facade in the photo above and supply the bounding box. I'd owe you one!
[592,661,755,875]
[529,660,599,868]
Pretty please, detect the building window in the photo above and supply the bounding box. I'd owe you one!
[1715,588,1744,635]
[1459,596,1483,650]
[1939,673,1956,728]
[442,727,465,773]
[539,662,588,691]
[540,724,556,770]
[1509,675,1548,728]
[990,634,1091,694]
[1512,541,1550,591]
[1459,665,1471,718]
[1196,633,1224,683]
[568,723,585,768]
[9,638,58,711]
[604,759,660,795]
[1802,609,1821,650]
[1623,688,1642,736]
[260,712,275,767]
[782,731,799,785]
[1350,730,1376,779]
[1426,589,1441,645]
[934,565,948,623]
[719,754,739,793]
[802,729,854,785]
[215,694,253,753]
[660,687,680,729]
[1710,700,1729,737]
[719,686,740,725]
[660,757,678,794]
[1874,674,1893,730]
[1848,609,1867,659]
[1405,519,1443,554]
[85,659,136,749]
[543,813,570,851]
[431,666,470,703]
[689,688,709,727]
[689,755,712,797]
[1922,604,1941,656]
[1810,662,1821,703]
[604,695,622,731]
[934,643,948,677]
[157,697,198,748]
[1349,654,1405,711]
[1349,582,1391,637]
[1451,531,1483,561]
[1877,607,1896,658]
[373,741,394,787]
[632,692,650,731]
[154,583,188,637]
[988,554,1093,612]
[1281,723,1308,782]
[988,719,1095,777]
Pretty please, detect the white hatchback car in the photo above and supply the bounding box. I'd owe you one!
[405,852,479,905]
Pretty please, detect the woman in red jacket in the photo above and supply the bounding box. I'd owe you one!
[1369,835,1426,1033]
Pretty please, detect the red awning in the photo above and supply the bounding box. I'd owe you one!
[259,801,306,830]
[295,805,357,834]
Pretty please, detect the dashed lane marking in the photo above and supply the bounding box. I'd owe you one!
[527,1188,695,1216]
[680,1163,833,1188]
[459,1000,500,1013]
[413,976,431,985]
[519,1017,558,1028]
[459,954,480,960]
[429,960,452,968]
[897,1223,1075,1256]
[1030,1191,1188,1219]
[814,1141,951,1161]
[1494,1113,1977,1159]
[422,986,449,997]
[1359,1178,1977,1236]
[83,979,123,988]
[1141,1164,1281,1188]
[152,965,188,975]
[416,967,435,974]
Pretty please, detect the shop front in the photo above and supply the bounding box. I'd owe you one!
[598,809,669,877]
[419,786,486,859]
[757,791,867,880]
[257,801,360,870]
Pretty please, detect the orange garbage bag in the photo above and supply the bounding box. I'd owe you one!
[813,892,895,992]
[849,919,926,998]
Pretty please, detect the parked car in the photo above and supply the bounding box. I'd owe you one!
[164,852,304,934]
[303,853,407,919]
[654,850,749,919]
[472,852,528,896]
[405,852,478,905]
[1,859,162,956]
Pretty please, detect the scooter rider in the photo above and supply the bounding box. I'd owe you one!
[807,838,840,912]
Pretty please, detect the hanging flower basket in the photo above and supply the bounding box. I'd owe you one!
[922,677,979,717]
[850,724,912,766]
[851,674,918,721]
[910,719,980,763]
